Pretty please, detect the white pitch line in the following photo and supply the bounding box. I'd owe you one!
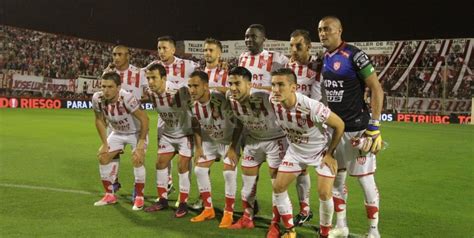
[0,183,94,195]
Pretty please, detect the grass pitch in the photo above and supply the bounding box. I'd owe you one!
[0,109,473,237]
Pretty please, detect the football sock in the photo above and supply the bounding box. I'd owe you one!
[195,166,212,208]
[241,174,257,219]
[319,198,334,235]
[333,170,348,228]
[274,191,294,229]
[133,165,145,197]
[223,170,237,212]
[178,171,190,203]
[156,168,168,199]
[359,174,379,232]
[99,163,115,193]
[296,172,311,215]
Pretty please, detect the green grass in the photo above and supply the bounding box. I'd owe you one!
[0,109,473,237]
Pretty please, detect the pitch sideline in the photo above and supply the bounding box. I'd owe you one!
[0,183,94,195]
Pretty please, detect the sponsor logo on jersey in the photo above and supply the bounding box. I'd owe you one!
[357,156,367,165]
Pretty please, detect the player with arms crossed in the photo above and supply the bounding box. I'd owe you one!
[268,68,344,238]
[92,72,149,211]
[318,16,384,238]
[143,63,194,218]
[225,67,287,230]
[187,71,242,227]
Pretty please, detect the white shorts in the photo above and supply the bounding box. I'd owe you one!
[241,136,287,169]
[159,134,193,157]
[278,147,334,178]
[197,140,242,166]
[334,130,377,176]
[107,131,148,153]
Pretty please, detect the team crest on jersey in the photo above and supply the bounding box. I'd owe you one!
[296,117,307,127]
[357,156,367,165]
[333,61,341,71]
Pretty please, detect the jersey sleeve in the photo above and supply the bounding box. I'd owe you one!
[91,92,102,113]
[352,49,375,80]
[308,96,331,124]
[186,59,200,73]
[139,69,149,88]
[310,81,322,101]
[123,93,141,113]
[272,52,290,70]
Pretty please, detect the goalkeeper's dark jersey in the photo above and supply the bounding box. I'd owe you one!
[322,42,375,132]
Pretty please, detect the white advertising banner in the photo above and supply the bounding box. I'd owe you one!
[183,39,397,59]
[386,96,471,113]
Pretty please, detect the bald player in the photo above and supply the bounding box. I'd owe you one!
[318,16,384,238]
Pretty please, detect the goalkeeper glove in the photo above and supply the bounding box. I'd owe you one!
[364,119,383,154]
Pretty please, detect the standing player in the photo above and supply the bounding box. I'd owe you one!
[203,38,229,94]
[92,72,149,211]
[239,24,289,89]
[147,36,200,199]
[187,71,242,228]
[268,68,344,238]
[226,67,287,230]
[318,16,384,238]
[105,45,149,194]
[143,63,194,218]
[286,29,324,227]
[287,29,322,101]
[110,45,149,100]
[148,36,200,90]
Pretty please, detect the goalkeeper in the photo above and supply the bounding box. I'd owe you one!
[317,16,385,238]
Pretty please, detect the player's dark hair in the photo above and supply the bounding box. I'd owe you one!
[204,38,222,51]
[190,70,209,83]
[271,68,297,84]
[146,63,167,77]
[157,35,176,47]
[290,29,312,45]
[248,24,266,37]
[101,72,122,86]
[228,66,252,82]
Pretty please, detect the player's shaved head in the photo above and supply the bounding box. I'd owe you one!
[320,16,342,30]
[318,16,344,51]
[113,45,129,53]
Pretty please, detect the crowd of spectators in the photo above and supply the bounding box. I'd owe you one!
[1,25,471,102]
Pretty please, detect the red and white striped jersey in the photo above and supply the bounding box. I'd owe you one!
[146,57,200,90]
[116,64,148,100]
[270,92,331,156]
[191,90,235,144]
[92,89,142,134]
[147,87,193,138]
[286,56,322,100]
[238,50,289,88]
[205,66,229,88]
[227,89,284,141]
